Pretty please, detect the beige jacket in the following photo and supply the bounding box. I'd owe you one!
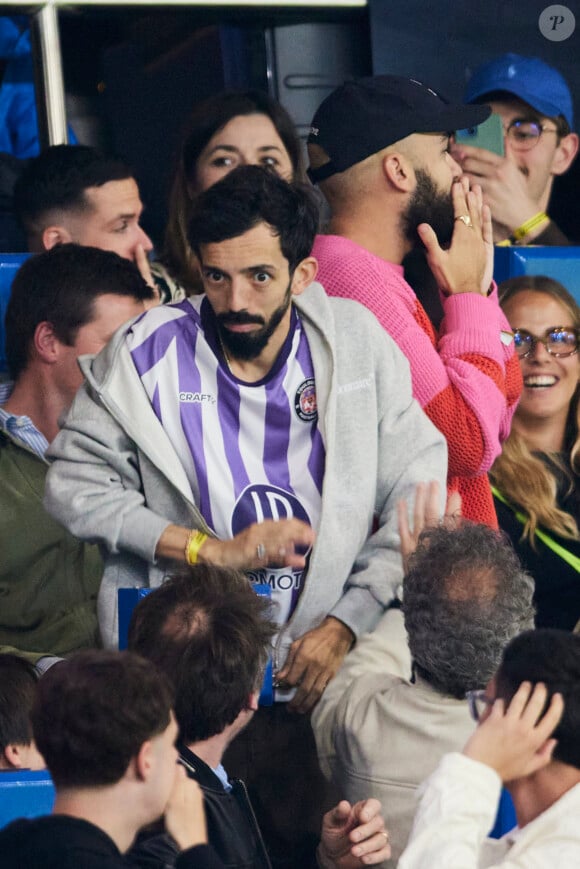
[312,609,475,866]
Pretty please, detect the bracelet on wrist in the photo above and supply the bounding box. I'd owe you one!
[512,211,549,241]
[185,530,208,565]
[496,211,550,247]
[497,212,549,247]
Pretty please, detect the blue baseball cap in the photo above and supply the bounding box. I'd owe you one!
[464,53,574,130]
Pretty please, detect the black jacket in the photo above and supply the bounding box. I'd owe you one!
[128,745,271,869]
[0,815,216,869]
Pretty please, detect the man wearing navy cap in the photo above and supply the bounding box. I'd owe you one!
[453,53,578,245]
[308,75,522,529]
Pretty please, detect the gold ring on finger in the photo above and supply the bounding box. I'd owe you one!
[455,214,473,228]
[256,543,266,560]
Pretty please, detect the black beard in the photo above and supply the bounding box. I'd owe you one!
[216,284,292,361]
[402,168,456,250]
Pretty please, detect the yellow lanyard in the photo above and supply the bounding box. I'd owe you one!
[492,485,580,573]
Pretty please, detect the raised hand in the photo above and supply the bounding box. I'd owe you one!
[417,177,493,297]
[397,481,461,574]
[318,798,391,868]
[463,681,564,781]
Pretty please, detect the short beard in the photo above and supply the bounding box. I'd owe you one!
[216,284,292,361]
[402,168,456,250]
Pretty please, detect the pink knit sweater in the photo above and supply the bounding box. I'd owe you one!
[313,234,522,526]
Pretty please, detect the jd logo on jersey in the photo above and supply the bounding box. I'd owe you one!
[231,484,311,554]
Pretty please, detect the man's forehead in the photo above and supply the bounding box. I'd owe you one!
[412,132,449,144]
[200,222,286,265]
[83,177,142,216]
[486,96,549,122]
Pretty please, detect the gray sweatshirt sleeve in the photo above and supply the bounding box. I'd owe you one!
[330,320,447,636]
[44,380,171,563]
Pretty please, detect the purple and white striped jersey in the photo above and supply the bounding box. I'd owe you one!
[127,297,325,626]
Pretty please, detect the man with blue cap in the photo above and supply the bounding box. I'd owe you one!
[452,53,578,245]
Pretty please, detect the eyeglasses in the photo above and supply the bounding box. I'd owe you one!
[513,327,579,358]
[465,689,495,722]
[504,119,560,151]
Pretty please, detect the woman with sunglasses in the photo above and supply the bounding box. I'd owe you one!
[491,275,580,629]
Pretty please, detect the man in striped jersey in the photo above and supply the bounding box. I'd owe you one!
[45,165,446,866]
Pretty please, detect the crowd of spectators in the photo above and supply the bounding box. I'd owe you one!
[0,50,579,868]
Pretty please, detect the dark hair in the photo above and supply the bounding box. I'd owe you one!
[31,650,172,789]
[162,90,303,292]
[496,629,580,769]
[5,243,153,379]
[499,274,580,318]
[128,566,276,743]
[0,655,38,752]
[187,165,318,275]
[403,523,534,699]
[13,144,133,235]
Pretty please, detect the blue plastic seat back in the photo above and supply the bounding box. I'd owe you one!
[0,769,54,828]
[494,246,580,304]
[0,253,29,376]
[489,786,517,839]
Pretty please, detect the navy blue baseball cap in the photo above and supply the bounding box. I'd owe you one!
[464,53,574,130]
[307,75,490,184]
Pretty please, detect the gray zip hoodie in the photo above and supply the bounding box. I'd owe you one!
[44,283,447,656]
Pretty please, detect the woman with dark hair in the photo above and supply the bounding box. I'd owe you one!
[154,90,303,299]
[491,275,580,629]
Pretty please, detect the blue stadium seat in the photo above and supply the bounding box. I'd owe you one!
[0,253,29,376]
[0,769,54,828]
[494,246,580,303]
[489,786,517,839]
[118,587,152,651]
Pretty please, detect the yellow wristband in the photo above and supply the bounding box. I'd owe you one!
[511,211,549,242]
[185,530,208,565]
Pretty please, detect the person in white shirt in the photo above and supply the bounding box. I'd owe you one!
[399,628,579,868]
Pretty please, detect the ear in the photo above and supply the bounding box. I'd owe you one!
[382,151,415,192]
[42,225,73,251]
[552,132,579,176]
[32,321,60,366]
[4,744,24,769]
[290,256,318,297]
[134,739,153,783]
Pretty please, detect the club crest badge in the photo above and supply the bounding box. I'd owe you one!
[294,378,318,422]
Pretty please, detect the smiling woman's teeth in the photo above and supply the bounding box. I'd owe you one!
[524,375,558,388]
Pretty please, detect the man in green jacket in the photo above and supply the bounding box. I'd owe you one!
[0,243,152,668]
